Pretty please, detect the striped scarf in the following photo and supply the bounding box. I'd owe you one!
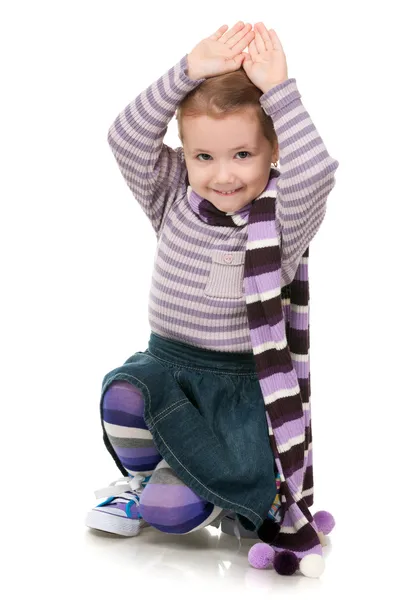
[187,168,323,560]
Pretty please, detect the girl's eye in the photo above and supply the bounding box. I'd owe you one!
[196,151,251,161]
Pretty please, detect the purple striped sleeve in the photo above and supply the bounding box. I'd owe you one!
[107,55,205,236]
[260,80,339,285]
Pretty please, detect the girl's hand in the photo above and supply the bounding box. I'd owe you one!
[187,22,255,80]
[242,23,288,94]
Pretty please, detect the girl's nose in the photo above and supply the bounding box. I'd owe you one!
[215,165,235,183]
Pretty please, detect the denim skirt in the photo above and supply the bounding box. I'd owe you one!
[99,331,277,532]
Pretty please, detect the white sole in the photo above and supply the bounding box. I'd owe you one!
[85,509,148,536]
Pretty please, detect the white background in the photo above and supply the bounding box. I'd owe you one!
[1,1,398,597]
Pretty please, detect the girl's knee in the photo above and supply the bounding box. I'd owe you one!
[139,484,213,534]
[102,380,145,414]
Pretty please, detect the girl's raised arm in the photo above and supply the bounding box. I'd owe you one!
[107,55,204,237]
[107,23,254,237]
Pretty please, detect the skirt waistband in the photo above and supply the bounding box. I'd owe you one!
[147,332,258,374]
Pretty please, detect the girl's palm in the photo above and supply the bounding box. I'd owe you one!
[189,23,255,79]
[243,24,288,91]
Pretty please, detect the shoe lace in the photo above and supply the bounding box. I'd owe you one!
[94,474,146,508]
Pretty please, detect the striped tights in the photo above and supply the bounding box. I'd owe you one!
[102,381,224,533]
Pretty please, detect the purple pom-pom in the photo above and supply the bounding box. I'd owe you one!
[273,551,299,576]
[248,543,276,569]
[313,510,335,535]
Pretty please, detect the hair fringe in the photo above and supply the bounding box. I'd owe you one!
[176,67,277,147]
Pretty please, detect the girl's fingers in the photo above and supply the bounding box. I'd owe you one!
[254,30,266,55]
[248,38,258,61]
[232,53,247,68]
[228,29,255,55]
[255,23,273,50]
[222,22,252,48]
[209,24,229,40]
[268,29,283,51]
[219,20,245,43]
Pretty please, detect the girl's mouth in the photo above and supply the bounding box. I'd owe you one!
[213,187,243,196]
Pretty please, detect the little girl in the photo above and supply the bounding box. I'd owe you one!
[85,21,338,570]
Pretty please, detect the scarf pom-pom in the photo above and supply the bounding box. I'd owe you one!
[273,551,299,575]
[248,543,275,569]
[313,510,335,535]
[299,554,325,578]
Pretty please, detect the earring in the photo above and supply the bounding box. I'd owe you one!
[272,161,278,168]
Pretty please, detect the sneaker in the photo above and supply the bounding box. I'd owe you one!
[85,473,151,536]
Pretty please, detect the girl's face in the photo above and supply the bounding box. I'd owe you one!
[182,108,279,213]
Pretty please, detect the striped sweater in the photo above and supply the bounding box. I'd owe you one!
[107,54,339,352]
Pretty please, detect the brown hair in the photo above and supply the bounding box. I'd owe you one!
[176,66,278,151]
